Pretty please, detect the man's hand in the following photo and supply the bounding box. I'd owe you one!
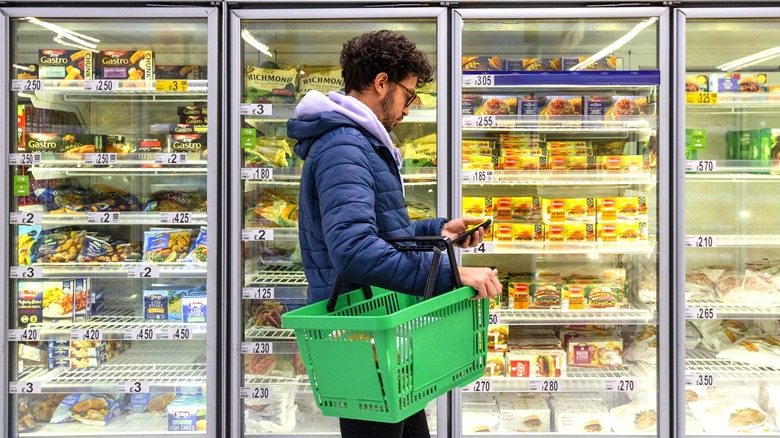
[442,217,490,248]
[458,267,501,300]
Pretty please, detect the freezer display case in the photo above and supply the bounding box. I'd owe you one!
[228,7,450,437]
[678,8,780,436]
[453,8,670,436]
[2,7,219,437]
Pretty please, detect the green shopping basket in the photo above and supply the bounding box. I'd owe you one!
[282,236,488,423]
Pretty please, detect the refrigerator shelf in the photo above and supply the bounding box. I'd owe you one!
[18,416,206,438]
[242,104,436,124]
[461,240,655,255]
[462,115,655,132]
[25,315,208,341]
[683,233,780,248]
[241,376,308,394]
[686,298,780,319]
[24,263,207,279]
[29,167,207,180]
[687,92,780,112]
[491,308,656,325]
[241,166,437,182]
[243,328,296,343]
[17,154,207,168]
[685,161,780,178]
[471,365,652,393]
[14,79,208,98]
[245,264,306,286]
[462,169,655,185]
[15,212,207,226]
[686,348,780,382]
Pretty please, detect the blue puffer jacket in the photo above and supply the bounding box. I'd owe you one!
[288,103,453,304]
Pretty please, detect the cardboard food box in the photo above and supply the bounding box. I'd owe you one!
[168,396,206,431]
[567,337,624,367]
[495,394,551,433]
[525,95,583,117]
[462,95,518,116]
[597,196,648,222]
[530,282,563,309]
[513,223,544,242]
[710,73,768,92]
[182,296,207,323]
[563,284,586,310]
[488,325,509,351]
[584,283,625,309]
[585,95,649,118]
[143,290,168,320]
[38,49,95,80]
[504,58,561,71]
[501,155,547,170]
[562,56,618,71]
[493,223,514,242]
[595,155,647,171]
[542,197,595,224]
[462,197,493,218]
[98,50,154,80]
[169,133,207,157]
[484,352,506,377]
[686,74,709,93]
[155,64,206,80]
[506,348,566,378]
[551,398,611,433]
[548,155,595,170]
[508,277,531,309]
[511,196,541,222]
[462,56,501,71]
[100,134,166,154]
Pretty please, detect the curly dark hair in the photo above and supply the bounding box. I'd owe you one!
[340,30,433,94]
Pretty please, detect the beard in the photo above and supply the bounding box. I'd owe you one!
[379,91,396,133]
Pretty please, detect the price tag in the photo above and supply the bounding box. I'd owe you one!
[685,235,717,248]
[686,374,715,386]
[12,79,43,92]
[8,153,41,165]
[155,152,188,165]
[242,287,275,299]
[488,313,500,325]
[462,74,495,87]
[118,381,150,393]
[685,160,717,172]
[463,170,494,183]
[463,115,497,128]
[685,92,718,105]
[240,387,272,399]
[464,379,493,392]
[686,307,717,320]
[84,80,116,92]
[530,379,562,392]
[127,265,160,279]
[124,328,156,341]
[9,381,41,394]
[84,153,117,165]
[462,242,494,254]
[8,328,41,342]
[156,80,188,92]
[160,212,193,225]
[606,379,637,391]
[242,229,274,241]
[72,328,102,341]
[241,342,274,355]
[10,266,42,279]
[161,327,193,341]
[240,103,273,116]
[241,167,274,180]
[87,212,120,224]
[10,212,41,225]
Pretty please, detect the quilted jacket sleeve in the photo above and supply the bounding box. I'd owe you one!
[313,134,455,296]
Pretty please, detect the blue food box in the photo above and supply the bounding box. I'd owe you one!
[168,396,206,431]
[143,290,169,320]
[182,296,207,323]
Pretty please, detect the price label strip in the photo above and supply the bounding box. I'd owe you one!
[462,74,495,87]
[88,212,120,224]
[72,328,102,341]
[685,92,718,105]
[160,327,193,341]
[240,167,274,181]
[155,153,187,165]
[241,342,274,355]
[606,379,637,392]
[12,79,44,92]
[242,287,275,299]
[462,242,494,254]
[10,212,42,225]
[685,307,717,320]
[685,160,717,173]
[240,387,272,399]
[127,265,160,278]
[160,212,193,225]
[530,379,562,392]
[84,153,117,165]
[239,103,273,116]
[462,170,494,183]
[156,80,188,92]
[242,229,274,241]
[10,266,42,279]
[84,80,116,92]
[8,153,41,165]
[686,374,716,387]
[124,328,156,341]
[463,115,497,128]
[8,328,41,342]
[9,381,42,394]
[118,381,150,393]
[463,379,493,392]
[685,235,717,248]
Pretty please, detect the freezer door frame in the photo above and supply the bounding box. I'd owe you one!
[228,6,449,437]
[452,6,672,438]
[1,6,221,438]
[0,9,7,438]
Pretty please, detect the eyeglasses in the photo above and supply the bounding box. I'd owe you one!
[393,81,418,108]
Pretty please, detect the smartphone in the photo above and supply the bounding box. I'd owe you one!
[451,218,492,245]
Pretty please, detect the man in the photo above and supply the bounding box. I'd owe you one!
[287,30,502,437]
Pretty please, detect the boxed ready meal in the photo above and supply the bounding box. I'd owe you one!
[168,395,207,432]
[38,49,95,80]
[505,349,566,378]
[585,95,649,118]
[551,397,611,433]
[97,50,154,80]
[484,352,506,377]
[504,58,561,71]
[686,74,709,93]
[531,95,583,117]
[462,95,518,116]
[462,56,501,71]
[567,337,624,367]
[530,282,563,309]
[155,64,206,80]
[710,73,768,93]
[495,394,551,433]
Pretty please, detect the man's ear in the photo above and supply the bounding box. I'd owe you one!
[373,72,390,97]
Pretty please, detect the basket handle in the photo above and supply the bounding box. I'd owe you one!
[326,236,462,312]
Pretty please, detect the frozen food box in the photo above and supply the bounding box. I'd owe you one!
[462,95,518,116]
[686,129,707,149]
[548,155,595,170]
[155,64,206,80]
[526,95,582,117]
[178,106,207,117]
[493,223,514,242]
[513,223,544,242]
[169,133,207,157]
[710,73,768,92]
[584,283,625,309]
[530,282,563,309]
[595,155,648,171]
[542,197,596,224]
[543,223,596,243]
[686,74,709,93]
[563,284,586,310]
[462,56,501,71]
[552,398,611,433]
[143,290,169,320]
[511,196,541,222]
[168,396,207,431]
[506,349,566,378]
[504,58,561,71]
[462,197,493,217]
[488,325,509,351]
[182,296,207,323]
[562,56,618,71]
[99,134,166,154]
[97,50,154,80]
[38,49,95,80]
[597,196,648,222]
[567,337,624,367]
[495,394,551,433]
[462,154,497,170]
[500,155,547,170]
[16,64,38,80]
[484,352,506,377]
[18,279,90,326]
[244,65,298,104]
[23,133,97,154]
[584,95,649,118]
[508,278,531,309]
[492,197,513,221]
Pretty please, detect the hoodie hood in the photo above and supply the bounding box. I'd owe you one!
[288,90,403,169]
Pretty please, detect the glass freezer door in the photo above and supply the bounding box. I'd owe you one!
[3,7,218,437]
[679,9,780,436]
[229,7,448,437]
[455,8,669,437]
